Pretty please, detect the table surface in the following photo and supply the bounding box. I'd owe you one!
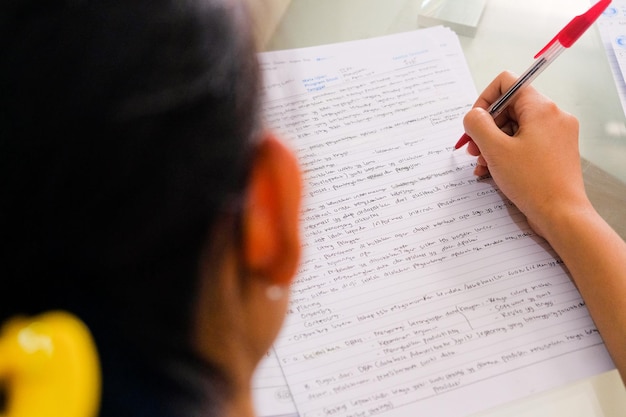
[263,1,626,416]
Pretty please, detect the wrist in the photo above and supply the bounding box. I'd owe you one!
[531,197,598,250]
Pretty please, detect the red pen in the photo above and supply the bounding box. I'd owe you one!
[454,0,612,150]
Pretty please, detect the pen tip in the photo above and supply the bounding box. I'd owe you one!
[454,133,471,150]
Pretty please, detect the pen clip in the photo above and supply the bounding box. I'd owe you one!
[534,0,611,58]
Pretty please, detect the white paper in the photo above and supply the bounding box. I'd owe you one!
[596,1,626,118]
[254,27,614,417]
[253,350,298,417]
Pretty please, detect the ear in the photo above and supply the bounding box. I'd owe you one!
[243,133,302,286]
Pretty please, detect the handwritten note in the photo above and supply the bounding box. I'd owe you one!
[253,350,298,417]
[255,27,614,417]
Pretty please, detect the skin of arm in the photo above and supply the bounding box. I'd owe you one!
[462,71,626,382]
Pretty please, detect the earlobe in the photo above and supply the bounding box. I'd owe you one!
[243,134,302,286]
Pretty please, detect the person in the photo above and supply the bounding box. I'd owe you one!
[462,71,626,382]
[1,1,301,416]
[1,2,624,417]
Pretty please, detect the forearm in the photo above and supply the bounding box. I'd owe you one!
[540,204,626,381]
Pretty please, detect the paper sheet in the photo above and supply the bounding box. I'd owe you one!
[253,27,614,417]
[596,1,626,118]
[253,350,298,417]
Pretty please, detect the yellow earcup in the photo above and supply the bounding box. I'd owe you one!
[0,311,101,417]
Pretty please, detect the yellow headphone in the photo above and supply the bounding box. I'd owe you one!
[0,311,101,417]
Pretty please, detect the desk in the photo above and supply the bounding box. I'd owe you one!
[261,1,626,416]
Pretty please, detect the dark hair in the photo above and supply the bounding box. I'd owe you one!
[0,0,260,413]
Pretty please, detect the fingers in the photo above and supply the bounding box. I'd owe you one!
[461,71,521,168]
[468,71,537,135]
[471,71,518,121]
[462,71,550,176]
[462,105,512,160]
[466,140,480,156]
[461,70,585,236]
[473,155,489,177]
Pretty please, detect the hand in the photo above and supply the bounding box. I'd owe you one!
[462,71,588,237]
[465,73,626,383]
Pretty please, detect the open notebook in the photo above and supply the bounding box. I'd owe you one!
[252,26,614,417]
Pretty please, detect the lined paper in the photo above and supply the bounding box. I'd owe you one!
[253,350,298,417]
[254,27,614,417]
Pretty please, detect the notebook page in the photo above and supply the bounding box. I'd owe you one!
[257,27,614,417]
[252,349,298,417]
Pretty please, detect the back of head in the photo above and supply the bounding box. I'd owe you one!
[0,0,260,414]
